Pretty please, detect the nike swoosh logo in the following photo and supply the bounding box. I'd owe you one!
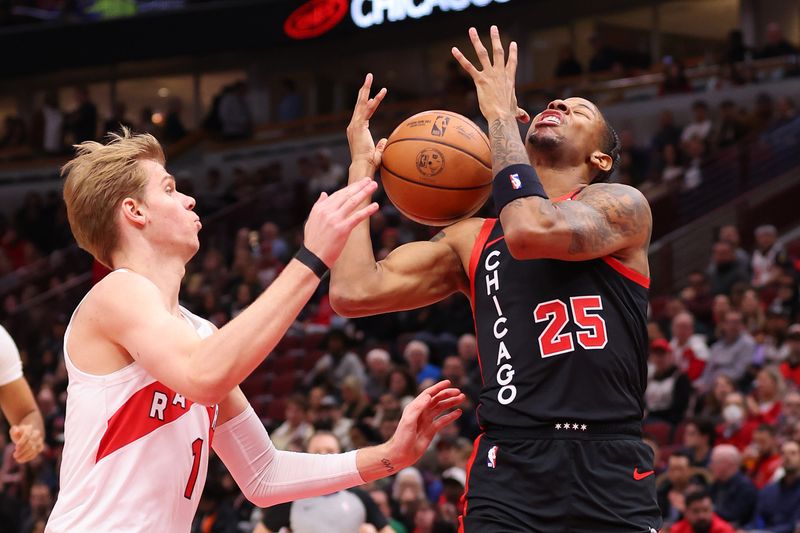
[633,468,654,480]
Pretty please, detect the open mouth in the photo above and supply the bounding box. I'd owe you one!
[535,111,564,127]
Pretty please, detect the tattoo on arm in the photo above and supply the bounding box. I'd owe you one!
[380,458,395,473]
[430,230,446,242]
[489,118,530,175]
[566,185,649,255]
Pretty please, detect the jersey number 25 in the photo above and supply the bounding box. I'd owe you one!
[533,296,607,358]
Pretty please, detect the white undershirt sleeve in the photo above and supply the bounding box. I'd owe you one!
[212,405,365,507]
[0,326,23,387]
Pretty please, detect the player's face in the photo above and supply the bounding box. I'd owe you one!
[526,97,605,162]
[138,159,201,258]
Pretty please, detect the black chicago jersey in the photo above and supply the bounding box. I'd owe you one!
[469,217,650,429]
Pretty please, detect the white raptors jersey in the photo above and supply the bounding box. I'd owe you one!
[47,280,218,533]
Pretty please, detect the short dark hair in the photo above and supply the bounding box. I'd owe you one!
[687,417,716,446]
[685,488,711,508]
[756,423,777,436]
[669,450,693,463]
[593,116,620,183]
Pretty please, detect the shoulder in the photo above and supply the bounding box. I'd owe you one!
[437,217,490,260]
[78,271,165,331]
[575,183,650,212]
[0,325,20,362]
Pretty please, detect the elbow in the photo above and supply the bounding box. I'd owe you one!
[185,371,229,406]
[329,285,371,318]
[503,223,551,260]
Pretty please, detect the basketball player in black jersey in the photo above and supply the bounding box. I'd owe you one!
[331,26,661,532]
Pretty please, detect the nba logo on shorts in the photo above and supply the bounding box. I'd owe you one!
[487,445,498,468]
[509,173,522,190]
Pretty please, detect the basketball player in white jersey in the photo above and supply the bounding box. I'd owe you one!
[47,129,464,532]
[0,324,44,463]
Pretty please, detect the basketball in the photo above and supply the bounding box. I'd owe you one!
[380,110,492,226]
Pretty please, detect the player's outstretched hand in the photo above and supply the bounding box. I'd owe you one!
[347,73,388,171]
[303,178,379,267]
[386,380,465,468]
[452,26,529,123]
[10,423,44,463]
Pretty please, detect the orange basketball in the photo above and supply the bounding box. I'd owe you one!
[380,110,492,226]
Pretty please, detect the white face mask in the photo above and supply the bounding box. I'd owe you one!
[723,404,744,425]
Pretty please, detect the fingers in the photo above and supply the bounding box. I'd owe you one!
[345,202,379,228]
[366,87,387,118]
[357,73,373,106]
[10,426,42,463]
[419,380,453,400]
[431,409,463,433]
[516,107,530,124]
[489,25,504,68]
[432,394,466,412]
[326,177,375,210]
[468,27,491,70]
[9,425,23,442]
[506,40,518,77]
[451,47,479,78]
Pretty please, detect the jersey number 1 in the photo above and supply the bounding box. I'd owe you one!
[184,438,203,499]
[533,296,607,358]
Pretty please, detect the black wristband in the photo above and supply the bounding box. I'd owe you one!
[294,246,329,279]
[492,164,548,213]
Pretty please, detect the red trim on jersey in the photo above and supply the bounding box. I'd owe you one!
[458,433,484,533]
[551,187,584,203]
[601,256,650,289]
[468,219,496,385]
[96,381,196,463]
[484,235,505,249]
[207,406,217,449]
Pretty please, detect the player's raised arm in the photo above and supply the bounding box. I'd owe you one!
[330,74,473,317]
[452,26,650,264]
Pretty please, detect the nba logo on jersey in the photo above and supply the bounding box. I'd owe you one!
[487,445,498,468]
[509,173,522,189]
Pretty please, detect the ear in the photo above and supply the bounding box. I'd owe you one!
[120,197,147,228]
[590,150,613,174]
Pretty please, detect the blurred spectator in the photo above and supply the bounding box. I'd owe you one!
[66,85,97,144]
[717,392,758,451]
[652,110,683,153]
[441,355,479,409]
[671,311,710,383]
[392,467,427,530]
[744,440,800,533]
[744,424,782,490]
[314,396,353,450]
[162,97,187,144]
[219,81,252,139]
[714,100,749,149]
[657,451,707,526]
[739,289,765,337]
[369,489,407,533]
[659,143,685,185]
[756,22,798,59]
[270,394,314,451]
[660,58,692,96]
[681,271,714,328]
[18,482,53,532]
[364,348,391,402]
[681,101,713,150]
[747,367,784,425]
[103,102,134,136]
[697,375,735,423]
[554,46,582,78]
[304,329,366,388]
[682,137,706,190]
[682,417,716,468]
[646,339,691,425]
[708,444,757,526]
[773,96,797,127]
[709,242,751,296]
[340,375,374,423]
[0,116,27,149]
[308,148,345,197]
[779,324,800,387]
[276,78,304,122]
[751,225,789,288]
[31,91,64,154]
[404,340,441,385]
[670,489,735,533]
[778,391,800,440]
[257,432,391,533]
[618,128,650,187]
[750,93,776,133]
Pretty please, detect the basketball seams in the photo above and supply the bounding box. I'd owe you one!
[379,162,491,191]
[383,137,492,170]
[402,109,491,152]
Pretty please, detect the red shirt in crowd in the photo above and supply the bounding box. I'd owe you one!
[748,452,783,489]
[716,420,758,451]
[781,361,800,387]
[669,513,735,533]
[748,400,782,426]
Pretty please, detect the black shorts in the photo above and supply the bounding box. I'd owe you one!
[459,426,662,533]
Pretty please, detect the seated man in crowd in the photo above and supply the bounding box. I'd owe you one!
[670,489,735,533]
[744,440,800,533]
[708,444,758,527]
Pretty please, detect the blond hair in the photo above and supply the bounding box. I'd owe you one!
[62,128,165,267]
